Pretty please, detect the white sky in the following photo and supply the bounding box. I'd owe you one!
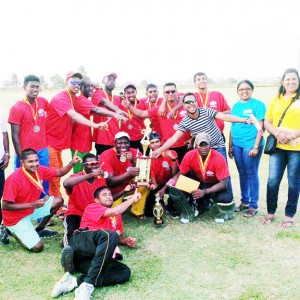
[0,0,299,85]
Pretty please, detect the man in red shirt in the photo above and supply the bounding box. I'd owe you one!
[138,83,163,137]
[9,74,50,192]
[193,72,231,135]
[1,148,81,252]
[144,132,179,216]
[99,132,149,219]
[168,132,235,223]
[46,71,107,197]
[122,82,191,162]
[120,83,146,153]
[63,153,107,246]
[71,77,126,173]
[51,187,141,299]
[92,73,128,156]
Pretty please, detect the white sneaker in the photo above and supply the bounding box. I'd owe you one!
[74,282,94,300]
[51,272,77,298]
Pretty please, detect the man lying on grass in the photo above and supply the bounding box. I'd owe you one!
[0,148,81,251]
[51,186,141,300]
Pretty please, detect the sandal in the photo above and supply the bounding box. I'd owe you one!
[235,203,249,212]
[243,208,258,218]
[135,214,146,220]
[261,214,275,225]
[278,219,294,228]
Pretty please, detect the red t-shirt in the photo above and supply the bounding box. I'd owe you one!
[92,89,122,146]
[120,100,146,141]
[80,203,123,234]
[65,172,107,217]
[139,97,163,136]
[8,97,49,150]
[99,148,139,194]
[150,150,178,186]
[71,94,95,153]
[2,166,57,226]
[148,105,190,148]
[179,149,229,184]
[46,90,91,150]
[194,91,231,132]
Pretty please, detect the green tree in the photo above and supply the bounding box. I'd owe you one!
[10,73,20,88]
[50,74,65,89]
[40,75,48,89]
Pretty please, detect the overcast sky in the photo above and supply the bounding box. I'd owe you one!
[0,0,299,85]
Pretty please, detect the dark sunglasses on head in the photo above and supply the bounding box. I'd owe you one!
[83,161,98,166]
[69,80,83,86]
[164,90,176,95]
[184,99,196,104]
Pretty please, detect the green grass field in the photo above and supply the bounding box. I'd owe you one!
[1,85,299,300]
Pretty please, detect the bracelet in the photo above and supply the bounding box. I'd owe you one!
[69,161,75,167]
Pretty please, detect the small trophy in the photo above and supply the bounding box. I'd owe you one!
[153,193,164,226]
[134,129,152,187]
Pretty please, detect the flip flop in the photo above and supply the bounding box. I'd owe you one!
[261,215,275,225]
[235,203,249,212]
[243,209,258,218]
[278,220,294,229]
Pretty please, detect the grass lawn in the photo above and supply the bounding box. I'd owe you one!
[1,85,300,299]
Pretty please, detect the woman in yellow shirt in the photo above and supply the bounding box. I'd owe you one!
[263,68,300,228]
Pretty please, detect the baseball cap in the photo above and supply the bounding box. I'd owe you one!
[195,132,211,145]
[66,71,83,81]
[103,72,117,79]
[115,132,130,140]
[149,132,161,141]
[123,82,136,90]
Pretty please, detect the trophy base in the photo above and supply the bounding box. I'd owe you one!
[154,218,164,226]
[137,182,149,187]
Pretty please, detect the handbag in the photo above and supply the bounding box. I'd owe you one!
[264,98,296,155]
[264,134,277,154]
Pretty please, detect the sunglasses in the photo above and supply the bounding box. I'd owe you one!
[83,161,98,166]
[69,80,83,86]
[164,90,176,95]
[184,99,196,104]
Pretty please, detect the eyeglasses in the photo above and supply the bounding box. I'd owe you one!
[83,161,98,166]
[238,88,252,92]
[164,90,176,94]
[184,99,196,105]
[69,80,83,86]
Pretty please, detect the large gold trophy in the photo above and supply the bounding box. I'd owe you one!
[135,129,152,187]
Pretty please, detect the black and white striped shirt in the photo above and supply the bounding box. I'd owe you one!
[177,108,225,149]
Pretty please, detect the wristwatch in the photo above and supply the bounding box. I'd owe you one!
[253,145,259,149]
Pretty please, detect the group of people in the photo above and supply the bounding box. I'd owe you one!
[1,68,300,299]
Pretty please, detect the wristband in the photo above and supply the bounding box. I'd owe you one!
[69,161,75,167]
[253,145,259,149]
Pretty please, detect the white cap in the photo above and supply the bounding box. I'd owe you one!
[115,132,130,140]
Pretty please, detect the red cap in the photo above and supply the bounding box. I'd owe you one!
[66,71,83,81]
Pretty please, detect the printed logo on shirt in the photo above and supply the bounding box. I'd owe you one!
[38,109,45,117]
[206,171,215,177]
[179,110,187,118]
[243,109,253,117]
[209,101,217,108]
[162,161,170,170]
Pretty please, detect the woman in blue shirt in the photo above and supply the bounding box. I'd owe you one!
[228,80,266,217]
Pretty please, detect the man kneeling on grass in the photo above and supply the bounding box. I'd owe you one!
[51,186,141,299]
[0,148,81,251]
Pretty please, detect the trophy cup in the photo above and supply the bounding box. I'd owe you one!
[134,129,152,187]
[153,193,164,226]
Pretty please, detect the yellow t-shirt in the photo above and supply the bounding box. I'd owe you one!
[265,93,300,151]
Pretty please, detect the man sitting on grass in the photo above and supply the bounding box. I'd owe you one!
[0,148,81,252]
[51,186,140,299]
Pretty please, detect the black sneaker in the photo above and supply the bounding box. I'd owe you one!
[61,245,75,274]
[0,226,10,245]
[37,228,58,238]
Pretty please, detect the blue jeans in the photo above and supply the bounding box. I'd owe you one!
[14,147,50,194]
[267,149,300,217]
[233,144,263,209]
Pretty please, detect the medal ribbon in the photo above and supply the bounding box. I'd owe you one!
[103,90,114,103]
[66,88,75,109]
[23,98,38,123]
[22,166,45,194]
[148,98,159,109]
[166,103,178,119]
[199,150,212,179]
[198,91,210,107]
[128,98,137,119]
